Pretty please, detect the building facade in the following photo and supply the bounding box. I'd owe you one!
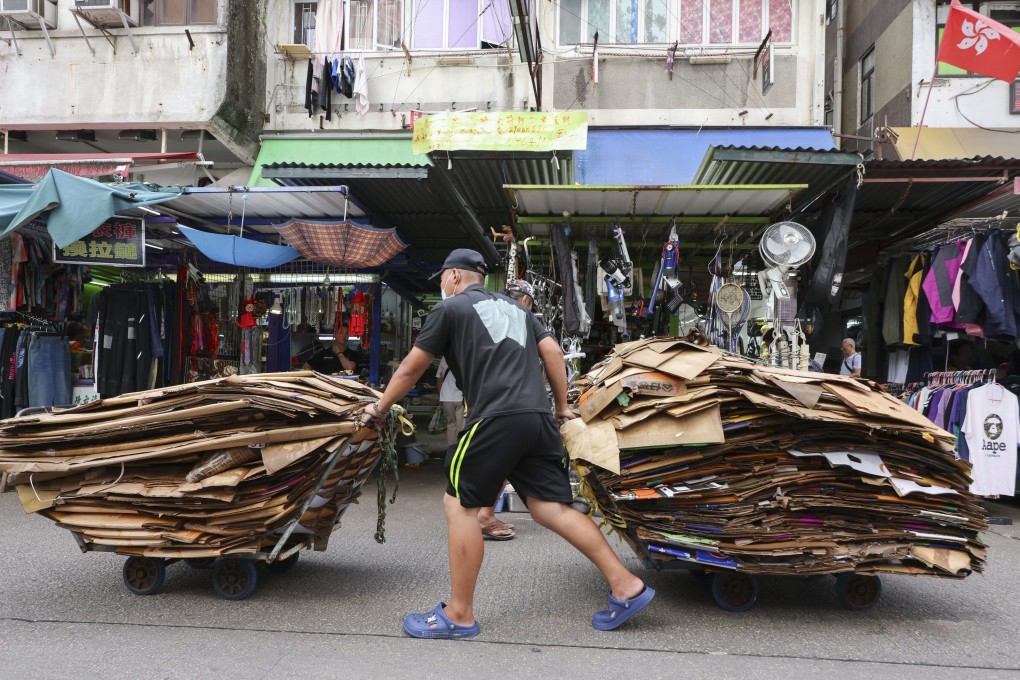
[825,0,1020,158]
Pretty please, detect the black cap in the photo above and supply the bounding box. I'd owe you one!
[431,248,487,279]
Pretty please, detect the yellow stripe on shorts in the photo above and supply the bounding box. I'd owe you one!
[450,420,482,499]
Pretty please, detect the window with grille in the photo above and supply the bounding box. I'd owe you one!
[559,0,794,46]
[294,1,317,46]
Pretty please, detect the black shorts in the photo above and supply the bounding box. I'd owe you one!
[444,412,573,508]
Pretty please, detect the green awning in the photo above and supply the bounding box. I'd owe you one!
[248,136,426,187]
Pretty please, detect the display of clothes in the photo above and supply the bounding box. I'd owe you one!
[90,281,174,398]
[900,370,1019,497]
[868,229,1020,383]
[916,230,1020,340]
[0,233,88,318]
[0,319,71,413]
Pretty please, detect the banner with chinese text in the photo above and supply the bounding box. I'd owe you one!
[411,111,588,154]
[53,217,146,267]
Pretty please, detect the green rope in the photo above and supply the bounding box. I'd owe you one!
[373,409,402,544]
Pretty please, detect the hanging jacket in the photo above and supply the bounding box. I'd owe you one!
[882,255,910,347]
[969,231,1020,341]
[955,233,988,325]
[902,253,925,346]
[914,253,933,345]
[922,242,965,327]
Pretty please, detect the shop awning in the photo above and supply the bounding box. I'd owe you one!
[692,146,864,211]
[0,169,182,248]
[885,127,1020,161]
[0,152,203,181]
[575,128,836,186]
[248,136,424,187]
[507,184,806,225]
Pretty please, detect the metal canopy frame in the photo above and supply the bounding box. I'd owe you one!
[71,6,139,56]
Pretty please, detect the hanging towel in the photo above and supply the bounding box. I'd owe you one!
[354,53,370,116]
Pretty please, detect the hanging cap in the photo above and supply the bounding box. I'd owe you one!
[431,248,488,278]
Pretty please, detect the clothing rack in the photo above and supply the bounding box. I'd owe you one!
[0,310,60,330]
[924,369,996,387]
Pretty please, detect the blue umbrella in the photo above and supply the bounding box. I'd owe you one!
[0,169,182,248]
[178,226,300,269]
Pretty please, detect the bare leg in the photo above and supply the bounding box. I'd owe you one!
[443,492,484,626]
[527,498,644,601]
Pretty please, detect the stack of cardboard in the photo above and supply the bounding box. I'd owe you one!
[562,338,987,578]
[0,372,384,559]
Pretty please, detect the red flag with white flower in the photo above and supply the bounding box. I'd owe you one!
[937,0,1020,82]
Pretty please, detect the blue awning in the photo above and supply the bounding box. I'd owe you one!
[575,128,836,186]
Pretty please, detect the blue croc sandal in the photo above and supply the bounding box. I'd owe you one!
[592,586,656,631]
[403,602,480,639]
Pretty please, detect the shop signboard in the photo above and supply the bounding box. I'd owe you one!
[412,111,588,154]
[53,217,146,267]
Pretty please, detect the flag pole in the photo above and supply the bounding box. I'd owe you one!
[910,63,940,160]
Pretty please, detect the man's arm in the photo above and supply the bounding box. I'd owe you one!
[537,336,575,420]
[373,346,436,416]
[851,354,862,378]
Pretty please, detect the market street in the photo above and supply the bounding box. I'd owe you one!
[1,462,1018,680]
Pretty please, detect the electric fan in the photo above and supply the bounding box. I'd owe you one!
[757,221,816,299]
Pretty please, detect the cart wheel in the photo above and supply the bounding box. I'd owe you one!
[835,573,882,611]
[122,557,167,596]
[212,558,258,601]
[266,552,300,574]
[184,558,216,570]
[710,572,758,612]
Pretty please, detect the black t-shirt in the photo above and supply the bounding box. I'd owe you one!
[305,345,362,374]
[414,283,552,425]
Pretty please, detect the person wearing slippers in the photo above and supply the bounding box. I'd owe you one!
[368,249,654,640]
[439,356,515,541]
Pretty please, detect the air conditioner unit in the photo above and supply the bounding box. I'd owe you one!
[0,0,57,30]
[73,0,140,27]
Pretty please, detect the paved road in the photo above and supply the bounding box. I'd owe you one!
[1,461,1018,680]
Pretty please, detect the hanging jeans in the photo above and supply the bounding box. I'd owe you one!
[14,330,33,412]
[27,334,72,408]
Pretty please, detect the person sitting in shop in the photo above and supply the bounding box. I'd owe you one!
[947,339,977,372]
[839,338,862,378]
[66,322,90,352]
[302,325,364,375]
[66,321,93,372]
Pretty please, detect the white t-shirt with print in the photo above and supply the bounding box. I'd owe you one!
[962,383,1019,497]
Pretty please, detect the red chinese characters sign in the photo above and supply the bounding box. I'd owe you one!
[53,217,146,267]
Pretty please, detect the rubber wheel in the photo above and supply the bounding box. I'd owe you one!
[212,558,258,601]
[266,552,300,574]
[836,573,882,611]
[122,557,167,596]
[184,557,216,570]
[710,572,758,612]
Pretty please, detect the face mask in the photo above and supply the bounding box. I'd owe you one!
[440,275,457,300]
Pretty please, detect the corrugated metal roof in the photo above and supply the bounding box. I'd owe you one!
[508,184,805,218]
[126,185,367,224]
[692,146,863,210]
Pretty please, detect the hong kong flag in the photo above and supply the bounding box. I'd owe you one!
[938,0,1020,82]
